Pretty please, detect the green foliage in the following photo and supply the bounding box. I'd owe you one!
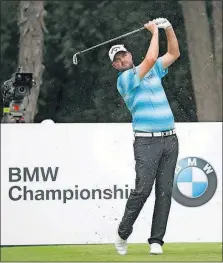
[0,1,19,82]
[1,0,198,123]
[0,0,19,118]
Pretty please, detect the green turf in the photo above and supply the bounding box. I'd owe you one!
[1,243,222,262]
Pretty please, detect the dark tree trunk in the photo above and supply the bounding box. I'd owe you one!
[18,1,48,122]
[180,1,221,121]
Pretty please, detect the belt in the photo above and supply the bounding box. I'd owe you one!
[134,129,176,137]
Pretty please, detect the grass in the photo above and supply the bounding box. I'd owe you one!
[1,243,222,262]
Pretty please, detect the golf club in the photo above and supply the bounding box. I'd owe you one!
[72,26,145,65]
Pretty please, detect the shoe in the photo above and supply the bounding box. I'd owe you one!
[150,243,163,255]
[114,233,127,255]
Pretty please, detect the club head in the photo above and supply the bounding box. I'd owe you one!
[73,54,78,65]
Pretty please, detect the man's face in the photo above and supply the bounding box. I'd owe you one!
[112,51,133,71]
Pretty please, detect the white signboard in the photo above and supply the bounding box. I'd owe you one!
[1,123,222,245]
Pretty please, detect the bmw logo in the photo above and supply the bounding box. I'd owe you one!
[172,157,218,207]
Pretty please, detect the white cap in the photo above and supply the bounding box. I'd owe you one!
[41,119,55,124]
[108,44,127,62]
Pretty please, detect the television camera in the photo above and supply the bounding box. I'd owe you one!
[1,67,35,123]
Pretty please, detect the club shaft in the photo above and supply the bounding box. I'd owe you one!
[76,26,145,56]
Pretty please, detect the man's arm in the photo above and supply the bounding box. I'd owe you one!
[161,26,180,69]
[138,21,159,79]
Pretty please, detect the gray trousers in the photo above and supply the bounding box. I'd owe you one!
[118,134,179,246]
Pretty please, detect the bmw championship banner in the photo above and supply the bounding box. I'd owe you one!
[1,123,222,246]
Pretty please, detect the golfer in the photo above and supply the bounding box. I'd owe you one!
[108,18,180,255]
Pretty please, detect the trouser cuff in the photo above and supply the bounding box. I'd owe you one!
[148,238,164,246]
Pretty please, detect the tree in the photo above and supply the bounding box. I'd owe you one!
[180,1,221,121]
[212,0,222,121]
[18,0,48,122]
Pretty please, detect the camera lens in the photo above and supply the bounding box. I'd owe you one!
[18,86,25,93]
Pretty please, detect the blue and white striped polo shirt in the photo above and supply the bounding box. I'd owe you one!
[117,57,175,132]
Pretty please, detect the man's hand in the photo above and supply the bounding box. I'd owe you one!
[144,21,158,34]
[153,18,172,30]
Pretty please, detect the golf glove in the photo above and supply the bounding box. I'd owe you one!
[153,18,172,30]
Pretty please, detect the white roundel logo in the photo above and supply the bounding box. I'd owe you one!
[176,167,208,198]
[172,157,217,207]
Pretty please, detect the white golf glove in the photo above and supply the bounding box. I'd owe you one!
[153,18,172,30]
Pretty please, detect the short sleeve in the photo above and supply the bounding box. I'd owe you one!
[153,57,168,78]
[117,67,140,98]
